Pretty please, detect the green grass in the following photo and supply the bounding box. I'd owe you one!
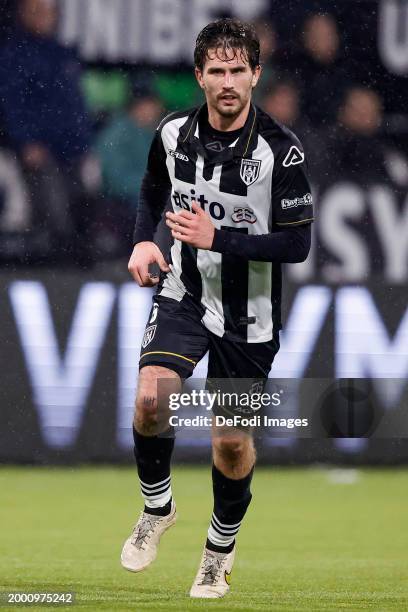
[0,466,407,611]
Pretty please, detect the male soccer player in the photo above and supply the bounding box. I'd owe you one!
[121,18,313,598]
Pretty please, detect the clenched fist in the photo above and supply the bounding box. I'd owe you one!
[128,241,170,287]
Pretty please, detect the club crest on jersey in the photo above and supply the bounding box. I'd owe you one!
[240,158,262,186]
[231,206,257,224]
[282,146,304,167]
[142,325,157,348]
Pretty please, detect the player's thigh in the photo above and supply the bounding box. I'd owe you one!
[207,332,280,420]
[208,332,280,380]
[139,294,209,379]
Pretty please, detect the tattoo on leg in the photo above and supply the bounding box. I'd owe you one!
[142,396,156,407]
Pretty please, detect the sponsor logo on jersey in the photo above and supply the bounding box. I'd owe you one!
[231,206,257,224]
[240,158,262,186]
[172,191,226,220]
[142,325,157,348]
[281,193,312,209]
[282,146,304,167]
[205,141,224,152]
[168,149,189,162]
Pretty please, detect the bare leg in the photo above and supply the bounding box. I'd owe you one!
[212,425,255,479]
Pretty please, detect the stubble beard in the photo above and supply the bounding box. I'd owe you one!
[214,95,247,119]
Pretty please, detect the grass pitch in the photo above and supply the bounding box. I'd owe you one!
[0,466,407,611]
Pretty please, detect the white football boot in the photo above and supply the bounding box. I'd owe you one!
[189,545,235,598]
[120,501,177,572]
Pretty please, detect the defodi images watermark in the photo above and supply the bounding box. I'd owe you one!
[153,378,408,438]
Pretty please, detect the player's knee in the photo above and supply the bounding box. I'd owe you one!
[213,434,250,462]
[134,401,158,435]
[134,365,180,435]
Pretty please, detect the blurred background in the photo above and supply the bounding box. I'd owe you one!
[0,0,407,465]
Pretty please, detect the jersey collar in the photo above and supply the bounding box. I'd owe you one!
[179,103,258,160]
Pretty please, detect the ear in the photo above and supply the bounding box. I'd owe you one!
[251,65,262,89]
[195,67,205,90]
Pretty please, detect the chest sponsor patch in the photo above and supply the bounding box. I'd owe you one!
[231,206,257,223]
[240,158,262,186]
[281,193,312,210]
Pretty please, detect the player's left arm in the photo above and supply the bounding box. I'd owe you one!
[210,222,311,262]
[209,135,314,261]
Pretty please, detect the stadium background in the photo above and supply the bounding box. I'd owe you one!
[0,0,407,465]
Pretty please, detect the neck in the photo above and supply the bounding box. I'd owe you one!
[207,99,251,132]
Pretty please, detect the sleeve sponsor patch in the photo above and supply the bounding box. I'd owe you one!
[281,193,312,210]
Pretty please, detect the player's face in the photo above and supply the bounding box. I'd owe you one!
[195,48,260,120]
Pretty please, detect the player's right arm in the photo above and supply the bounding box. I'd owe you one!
[128,128,171,287]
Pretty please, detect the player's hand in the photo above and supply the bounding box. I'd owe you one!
[165,201,215,249]
[128,241,170,287]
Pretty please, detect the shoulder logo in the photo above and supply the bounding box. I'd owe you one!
[142,325,157,348]
[231,206,257,224]
[282,146,304,167]
[240,158,262,186]
[168,149,189,162]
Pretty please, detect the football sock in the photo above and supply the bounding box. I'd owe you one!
[206,463,254,552]
[133,426,175,514]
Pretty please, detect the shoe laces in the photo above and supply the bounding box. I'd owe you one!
[199,551,225,585]
[130,512,161,550]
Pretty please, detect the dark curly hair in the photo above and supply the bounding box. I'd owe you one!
[194,18,260,72]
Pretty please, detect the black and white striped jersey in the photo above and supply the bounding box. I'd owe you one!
[134,103,313,343]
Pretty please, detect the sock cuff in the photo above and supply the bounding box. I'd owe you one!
[206,536,235,554]
[132,426,175,443]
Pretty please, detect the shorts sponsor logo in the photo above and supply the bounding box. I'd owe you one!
[142,325,157,348]
[281,193,312,210]
[231,206,257,224]
[282,146,304,167]
[240,158,262,186]
[149,303,159,323]
[168,149,189,162]
[249,379,265,395]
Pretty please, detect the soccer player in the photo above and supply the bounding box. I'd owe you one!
[121,18,313,598]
